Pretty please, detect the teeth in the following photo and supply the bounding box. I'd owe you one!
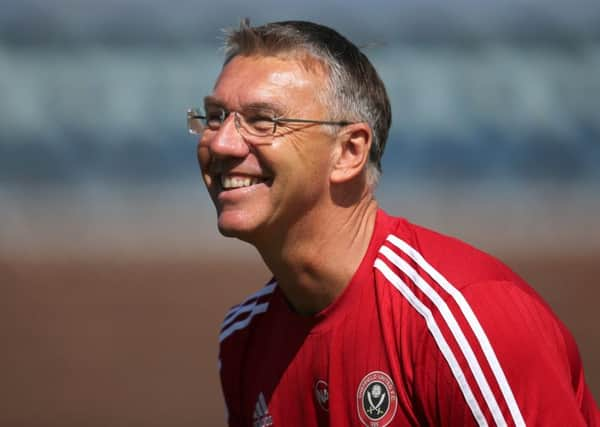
[221,175,262,189]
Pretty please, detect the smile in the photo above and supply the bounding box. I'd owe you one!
[220,174,269,190]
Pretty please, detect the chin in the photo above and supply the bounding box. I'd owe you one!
[216,212,261,242]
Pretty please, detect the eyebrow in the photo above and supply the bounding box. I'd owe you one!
[203,96,226,110]
[203,96,286,117]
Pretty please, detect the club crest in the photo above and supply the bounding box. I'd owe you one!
[356,371,398,427]
[314,379,329,411]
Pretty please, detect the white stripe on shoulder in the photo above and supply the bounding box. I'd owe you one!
[222,302,262,331]
[379,246,504,426]
[219,282,276,343]
[219,301,269,342]
[222,282,277,325]
[385,234,525,427]
[374,258,488,426]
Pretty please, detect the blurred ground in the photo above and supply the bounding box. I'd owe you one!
[1,251,598,426]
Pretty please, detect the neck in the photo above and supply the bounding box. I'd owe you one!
[256,197,379,316]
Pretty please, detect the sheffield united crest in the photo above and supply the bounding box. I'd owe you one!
[356,371,398,427]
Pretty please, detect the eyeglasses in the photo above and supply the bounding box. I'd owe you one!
[187,107,354,143]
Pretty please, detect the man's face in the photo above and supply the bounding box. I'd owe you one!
[197,54,336,244]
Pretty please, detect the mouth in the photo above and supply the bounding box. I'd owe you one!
[219,173,271,191]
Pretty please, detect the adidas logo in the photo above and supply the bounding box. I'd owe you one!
[253,392,273,427]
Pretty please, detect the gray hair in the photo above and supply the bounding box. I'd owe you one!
[223,20,392,188]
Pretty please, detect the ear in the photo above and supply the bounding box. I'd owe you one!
[330,123,372,184]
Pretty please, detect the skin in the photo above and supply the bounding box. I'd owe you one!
[198,54,379,315]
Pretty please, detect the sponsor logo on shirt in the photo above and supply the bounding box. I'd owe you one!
[314,379,329,411]
[253,392,273,427]
[357,371,398,427]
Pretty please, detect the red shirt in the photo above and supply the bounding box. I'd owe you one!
[219,209,599,426]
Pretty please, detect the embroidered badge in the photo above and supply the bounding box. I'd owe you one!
[314,379,329,411]
[356,371,398,427]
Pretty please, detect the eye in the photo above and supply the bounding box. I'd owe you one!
[205,110,227,130]
[245,114,275,134]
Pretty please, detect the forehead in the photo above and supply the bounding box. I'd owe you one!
[210,55,328,112]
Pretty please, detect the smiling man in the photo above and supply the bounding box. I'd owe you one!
[190,20,599,427]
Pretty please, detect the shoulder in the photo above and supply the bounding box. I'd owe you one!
[413,278,586,426]
[373,212,588,425]
[218,280,278,424]
[374,213,523,292]
[218,279,278,398]
[371,212,525,346]
[373,212,563,359]
[219,279,278,345]
[372,215,566,352]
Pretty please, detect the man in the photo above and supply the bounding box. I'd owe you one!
[189,20,599,426]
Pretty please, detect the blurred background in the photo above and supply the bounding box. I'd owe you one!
[1,0,598,425]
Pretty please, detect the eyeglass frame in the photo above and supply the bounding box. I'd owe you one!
[187,107,356,139]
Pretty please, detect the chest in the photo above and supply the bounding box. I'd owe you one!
[240,304,418,427]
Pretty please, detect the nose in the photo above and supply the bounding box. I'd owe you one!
[205,113,250,158]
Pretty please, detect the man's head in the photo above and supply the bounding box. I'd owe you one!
[196,20,391,244]
[223,20,391,188]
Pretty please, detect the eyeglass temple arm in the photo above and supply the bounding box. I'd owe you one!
[275,118,354,126]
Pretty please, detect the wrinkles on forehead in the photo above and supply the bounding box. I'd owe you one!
[211,54,329,117]
[204,96,287,117]
[225,51,332,101]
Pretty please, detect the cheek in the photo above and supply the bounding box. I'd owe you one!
[197,141,212,165]
[285,152,333,202]
[197,146,214,185]
[301,144,335,183]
